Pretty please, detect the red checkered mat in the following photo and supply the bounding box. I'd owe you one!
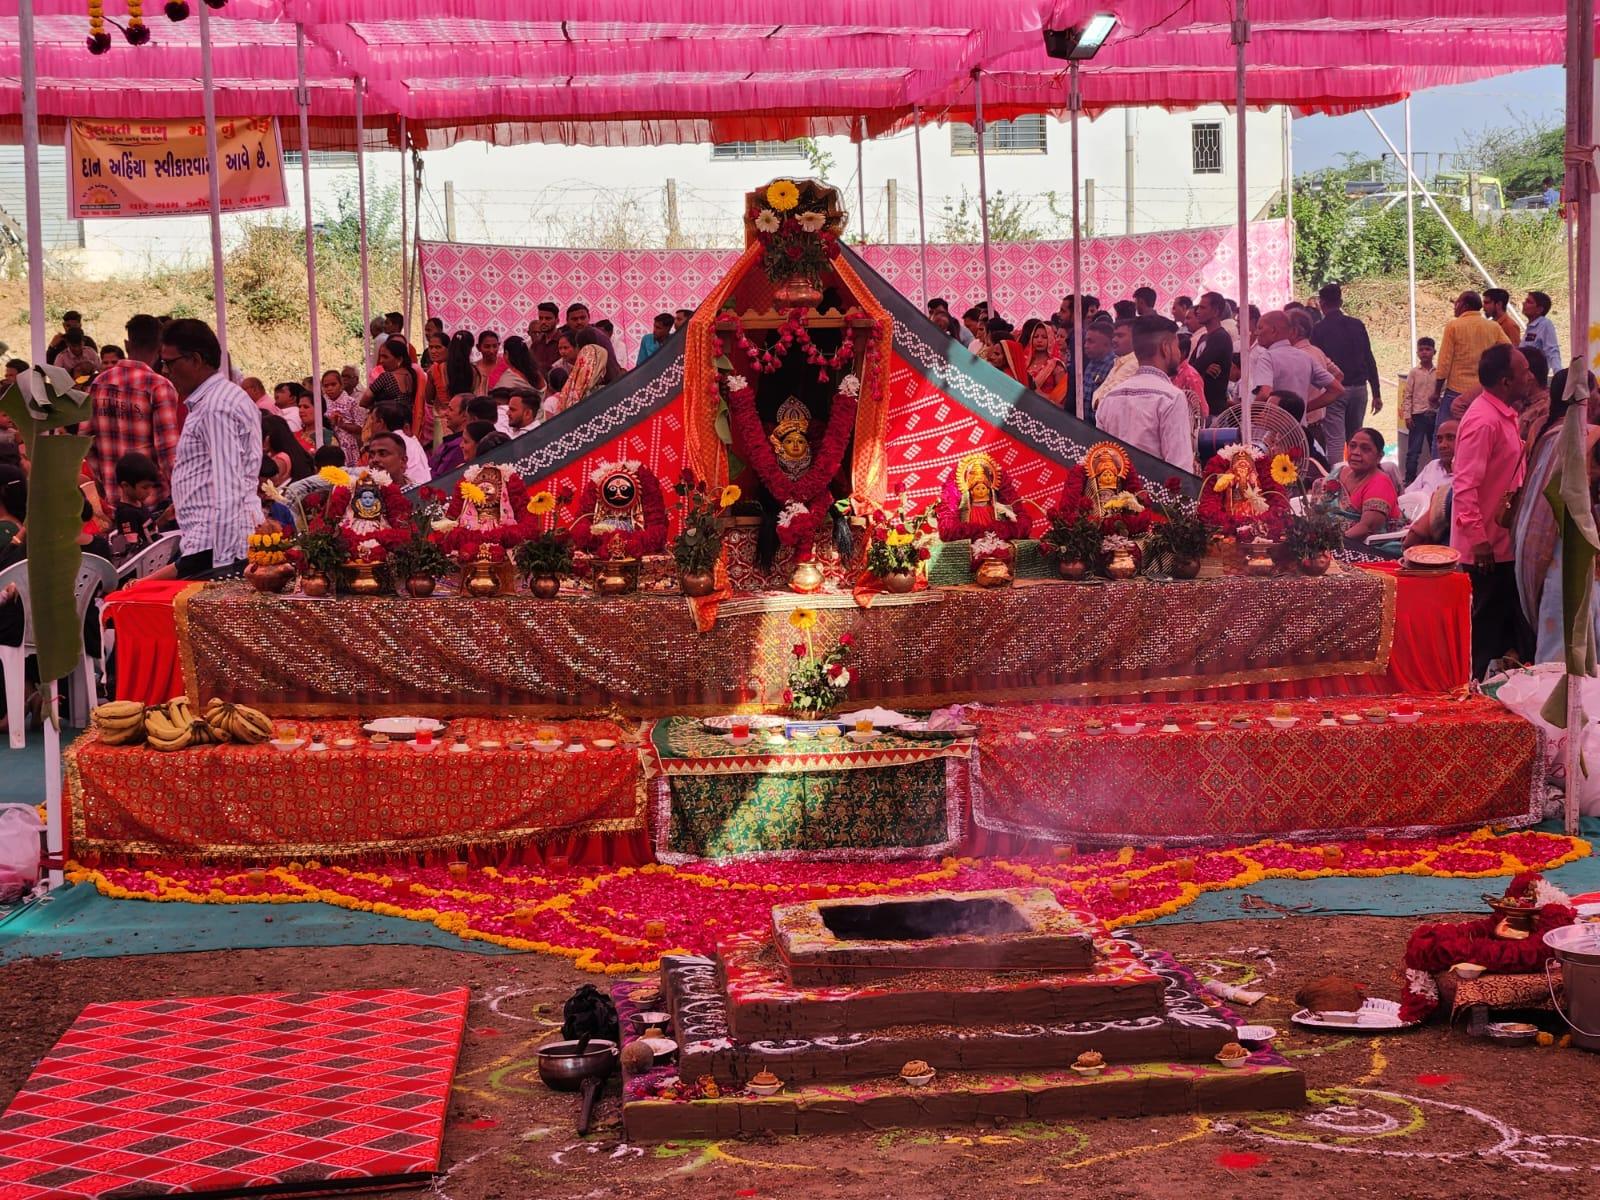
[0,988,468,1200]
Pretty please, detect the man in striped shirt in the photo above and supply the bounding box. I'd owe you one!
[159,320,262,579]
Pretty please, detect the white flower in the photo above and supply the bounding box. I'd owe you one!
[798,211,827,233]
[356,538,379,556]
[836,374,861,398]
[971,532,1008,557]
[360,468,393,488]
[726,374,748,393]
[431,517,459,534]
[754,209,781,233]
[777,500,809,528]
[834,668,852,689]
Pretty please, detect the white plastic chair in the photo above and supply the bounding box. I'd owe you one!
[116,531,182,583]
[0,554,118,747]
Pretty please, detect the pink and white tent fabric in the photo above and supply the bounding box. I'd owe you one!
[0,2,1589,146]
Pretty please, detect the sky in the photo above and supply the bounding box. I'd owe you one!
[1291,66,1563,188]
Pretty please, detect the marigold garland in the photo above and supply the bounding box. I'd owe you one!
[65,828,1588,976]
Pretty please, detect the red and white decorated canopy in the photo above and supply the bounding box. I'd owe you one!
[0,1,1588,147]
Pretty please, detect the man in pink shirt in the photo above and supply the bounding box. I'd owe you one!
[1451,342,1536,677]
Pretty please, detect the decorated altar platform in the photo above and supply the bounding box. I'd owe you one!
[109,563,1466,717]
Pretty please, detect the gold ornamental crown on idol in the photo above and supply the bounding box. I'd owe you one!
[743,178,849,247]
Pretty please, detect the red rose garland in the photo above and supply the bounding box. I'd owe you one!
[442,471,535,559]
[1051,465,1160,539]
[321,479,414,560]
[1195,449,1291,540]
[935,470,1033,542]
[726,381,857,509]
[718,310,864,381]
[569,464,670,557]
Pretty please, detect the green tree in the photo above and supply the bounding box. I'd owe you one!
[936,187,1046,242]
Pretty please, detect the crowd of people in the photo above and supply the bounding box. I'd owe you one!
[1,279,1585,686]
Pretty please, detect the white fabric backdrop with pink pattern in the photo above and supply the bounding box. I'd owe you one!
[419,220,1292,366]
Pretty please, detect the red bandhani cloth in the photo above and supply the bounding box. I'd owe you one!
[102,578,194,706]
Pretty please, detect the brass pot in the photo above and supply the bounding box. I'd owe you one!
[245,562,295,593]
[1057,558,1088,582]
[1244,539,1277,577]
[530,573,562,599]
[773,274,823,307]
[680,569,716,598]
[346,561,382,596]
[881,569,916,594]
[789,558,825,594]
[300,571,330,598]
[1104,549,1137,580]
[1298,551,1333,577]
[465,550,502,597]
[1169,554,1203,580]
[973,558,1014,588]
[405,574,437,598]
[595,558,638,596]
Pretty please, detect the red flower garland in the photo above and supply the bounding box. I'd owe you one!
[936,470,1033,542]
[726,381,856,507]
[322,480,414,560]
[1051,465,1160,539]
[569,464,670,558]
[442,471,535,560]
[1195,449,1291,540]
[718,311,864,380]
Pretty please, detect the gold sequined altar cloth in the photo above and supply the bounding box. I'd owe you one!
[178,572,1395,718]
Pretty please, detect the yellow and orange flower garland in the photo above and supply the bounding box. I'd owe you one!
[67,827,1588,976]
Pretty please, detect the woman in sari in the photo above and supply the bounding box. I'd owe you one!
[367,337,431,443]
[574,326,624,386]
[1515,377,1600,662]
[540,343,610,421]
[499,335,545,396]
[1325,427,1401,552]
[1018,318,1068,405]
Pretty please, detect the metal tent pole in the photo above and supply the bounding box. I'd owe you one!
[399,116,409,347]
[355,78,373,382]
[1233,0,1252,448]
[296,23,322,445]
[913,104,930,309]
[856,117,866,240]
[198,0,228,364]
[971,69,995,315]
[19,0,62,891]
[1404,97,1417,361]
[1071,64,1085,421]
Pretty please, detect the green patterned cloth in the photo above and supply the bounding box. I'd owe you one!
[663,759,952,859]
[926,538,1052,585]
[651,717,955,772]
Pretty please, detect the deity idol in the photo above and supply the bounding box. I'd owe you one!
[339,468,398,540]
[1217,448,1270,524]
[937,451,1030,543]
[1084,443,1143,523]
[458,463,519,533]
[769,397,814,480]
[570,460,669,559]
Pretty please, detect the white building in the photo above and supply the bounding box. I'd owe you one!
[1,105,1288,277]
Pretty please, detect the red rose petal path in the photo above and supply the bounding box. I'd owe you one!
[68,827,1588,975]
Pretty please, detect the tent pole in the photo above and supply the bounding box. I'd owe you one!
[1404,97,1417,363]
[1282,106,1294,268]
[856,117,866,240]
[356,78,373,382]
[1070,64,1085,422]
[971,69,995,316]
[296,23,322,446]
[1233,0,1252,448]
[913,104,929,309]
[399,116,409,348]
[410,150,423,337]
[19,0,61,892]
[198,0,228,365]
[1563,0,1595,837]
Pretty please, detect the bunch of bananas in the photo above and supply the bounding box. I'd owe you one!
[203,699,274,745]
[92,697,276,750]
[145,696,207,751]
[90,700,148,746]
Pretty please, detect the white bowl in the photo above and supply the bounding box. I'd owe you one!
[1265,717,1298,730]
[633,1010,671,1027]
[1083,725,1108,736]
[533,740,562,752]
[566,743,585,753]
[1451,962,1487,980]
[270,738,305,753]
[900,1071,936,1088]
[1194,721,1218,732]
[1235,1024,1278,1043]
[1391,711,1421,724]
[332,738,359,751]
[593,738,617,750]
[747,1081,783,1097]
[407,739,438,753]
[848,730,876,743]
[1114,723,1145,735]
[1339,714,1362,725]
[1159,723,1180,733]
[1215,1053,1250,1069]
[1070,1063,1106,1077]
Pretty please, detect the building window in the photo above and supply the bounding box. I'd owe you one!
[951,115,1047,156]
[1191,123,1223,174]
[710,140,807,161]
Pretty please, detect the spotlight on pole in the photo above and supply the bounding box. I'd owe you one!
[1042,13,1117,61]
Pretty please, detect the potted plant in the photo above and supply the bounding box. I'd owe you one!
[673,477,740,597]
[864,500,935,593]
[1041,511,1103,581]
[784,608,852,716]
[514,489,574,598]
[244,523,295,593]
[1283,497,1345,576]
[288,519,349,597]
[1147,501,1210,579]
[388,508,454,597]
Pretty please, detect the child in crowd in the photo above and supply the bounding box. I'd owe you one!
[259,456,298,529]
[111,452,164,553]
[1400,337,1438,483]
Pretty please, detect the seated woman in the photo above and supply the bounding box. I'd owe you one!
[1325,427,1401,553]
[1018,318,1067,405]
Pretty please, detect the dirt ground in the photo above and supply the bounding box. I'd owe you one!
[5,914,1600,1200]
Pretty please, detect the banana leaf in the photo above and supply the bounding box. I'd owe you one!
[1539,381,1600,727]
[0,366,94,685]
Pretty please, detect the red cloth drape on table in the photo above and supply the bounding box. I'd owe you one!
[103,579,193,706]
